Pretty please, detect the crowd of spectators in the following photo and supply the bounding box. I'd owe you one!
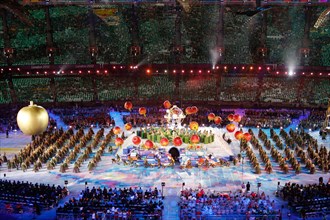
[303,79,330,106]
[0,80,12,104]
[96,76,136,101]
[0,106,19,133]
[219,76,258,102]
[52,107,114,129]
[2,4,330,66]
[0,73,329,107]
[57,186,163,219]
[280,179,330,204]
[299,109,326,131]
[0,179,68,213]
[12,77,53,103]
[241,109,302,128]
[55,77,94,102]
[180,76,217,101]
[179,187,279,218]
[279,179,330,217]
[260,77,299,104]
[138,75,176,101]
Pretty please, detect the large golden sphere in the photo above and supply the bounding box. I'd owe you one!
[17,101,49,135]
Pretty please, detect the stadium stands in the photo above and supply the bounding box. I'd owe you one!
[55,77,94,102]
[0,80,11,104]
[12,77,53,103]
[57,186,163,219]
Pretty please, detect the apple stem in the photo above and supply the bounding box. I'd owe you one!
[30,101,34,106]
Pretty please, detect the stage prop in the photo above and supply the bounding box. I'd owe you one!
[17,101,49,135]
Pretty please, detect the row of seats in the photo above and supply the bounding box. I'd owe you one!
[0,179,68,212]
[2,5,330,66]
[57,186,163,218]
[0,76,329,105]
[280,180,330,216]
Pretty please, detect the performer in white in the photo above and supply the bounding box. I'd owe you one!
[164,105,186,128]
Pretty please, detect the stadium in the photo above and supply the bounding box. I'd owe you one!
[0,0,329,219]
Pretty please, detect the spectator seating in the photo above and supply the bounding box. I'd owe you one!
[0,80,11,104]
[179,75,217,101]
[57,186,163,219]
[12,77,53,103]
[0,179,68,211]
[96,76,135,101]
[260,77,299,103]
[241,109,301,128]
[179,188,279,219]
[219,76,258,102]
[299,109,325,130]
[55,77,94,102]
[51,6,90,65]
[307,79,330,105]
[280,180,330,217]
[0,74,328,106]
[138,75,176,101]
[52,107,114,128]
[1,5,329,66]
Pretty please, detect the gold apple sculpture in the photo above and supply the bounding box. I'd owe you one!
[17,101,49,135]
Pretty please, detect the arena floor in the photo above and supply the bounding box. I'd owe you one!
[0,110,329,220]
